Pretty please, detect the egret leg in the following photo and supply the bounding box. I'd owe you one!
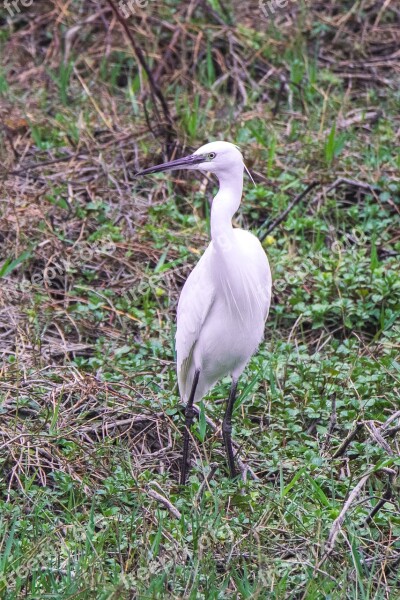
[222,378,238,478]
[180,369,200,485]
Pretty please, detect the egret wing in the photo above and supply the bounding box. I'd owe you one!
[176,244,215,399]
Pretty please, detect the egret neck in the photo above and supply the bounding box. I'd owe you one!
[210,166,244,250]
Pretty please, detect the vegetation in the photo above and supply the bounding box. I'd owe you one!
[0,1,399,598]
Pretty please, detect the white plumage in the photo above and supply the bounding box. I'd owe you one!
[137,141,272,483]
[176,229,270,402]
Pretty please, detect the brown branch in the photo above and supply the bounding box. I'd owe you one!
[311,177,381,207]
[104,0,175,151]
[153,26,182,83]
[365,470,396,525]
[384,424,400,438]
[196,462,218,501]
[321,472,371,562]
[366,421,394,456]
[200,0,229,26]
[381,410,400,440]
[331,421,363,459]
[8,155,80,176]
[326,177,381,195]
[147,488,182,520]
[259,181,320,241]
[331,411,400,460]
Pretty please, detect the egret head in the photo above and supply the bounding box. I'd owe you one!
[136,141,246,179]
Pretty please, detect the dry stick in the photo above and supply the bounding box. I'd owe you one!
[200,0,229,26]
[327,177,381,193]
[258,181,320,241]
[310,177,381,207]
[365,470,396,525]
[332,421,363,459]
[196,462,219,502]
[142,100,159,144]
[321,472,371,564]
[272,75,289,116]
[153,26,182,83]
[147,488,182,520]
[381,410,400,439]
[366,421,394,456]
[384,423,400,438]
[381,410,400,429]
[362,409,399,526]
[332,412,400,460]
[78,415,156,433]
[216,0,232,22]
[384,553,400,578]
[104,0,175,148]
[8,155,81,176]
[326,409,399,541]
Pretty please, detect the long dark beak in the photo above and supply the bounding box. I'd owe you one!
[135,153,205,177]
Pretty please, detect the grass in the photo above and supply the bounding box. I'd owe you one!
[0,0,399,598]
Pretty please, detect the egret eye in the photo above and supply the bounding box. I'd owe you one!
[207,152,216,160]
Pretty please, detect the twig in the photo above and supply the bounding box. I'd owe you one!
[153,26,182,83]
[326,177,381,194]
[147,488,182,520]
[311,177,381,207]
[8,155,81,176]
[196,462,219,501]
[321,472,371,561]
[381,410,400,430]
[216,0,232,23]
[365,469,396,525]
[365,421,394,456]
[272,78,286,116]
[79,414,156,433]
[73,67,112,129]
[258,182,320,241]
[383,424,400,438]
[200,0,229,26]
[236,456,259,481]
[381,410,400,439]
[272,73,291,116]
[332,411,400,460]
[332,421,363,459]
[104,0,175,151]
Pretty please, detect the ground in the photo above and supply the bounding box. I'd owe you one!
[0,1,399,598]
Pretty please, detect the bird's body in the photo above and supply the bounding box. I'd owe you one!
[177,228,271,404]
[137,141,272,482]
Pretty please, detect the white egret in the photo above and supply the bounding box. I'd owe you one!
[136,141,272,484]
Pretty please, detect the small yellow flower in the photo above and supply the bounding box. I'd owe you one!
[264,235,275,246]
